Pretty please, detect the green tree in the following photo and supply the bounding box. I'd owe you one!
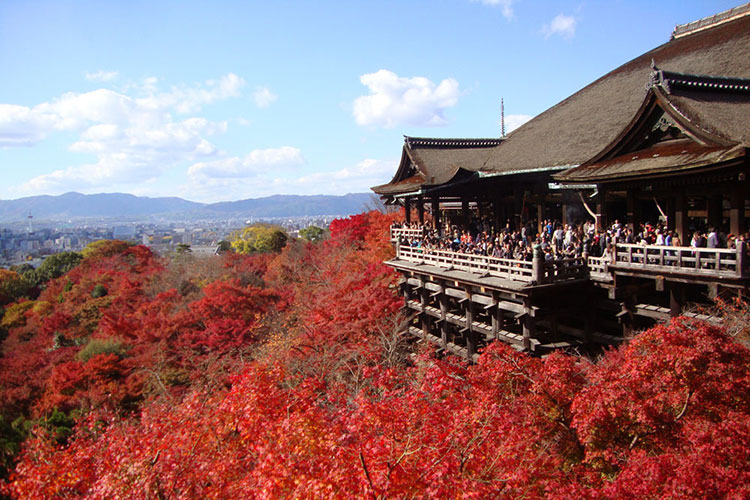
[230,225,288,254]
[176,243,192,254]
[299,225,326,243]
[27,252,83,287]
[216,240,232,253]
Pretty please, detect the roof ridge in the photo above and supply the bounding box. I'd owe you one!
[404,136,503,148]
[650,65,750,94]
[672,3,750,39]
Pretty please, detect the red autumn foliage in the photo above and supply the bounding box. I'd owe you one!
[3,210,750,499]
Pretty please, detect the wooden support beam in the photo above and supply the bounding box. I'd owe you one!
[674,193,689,245]
[618,302,634,339]
[626,189,640,232]
[419,276,428,340]
[439,283,448,348]
[708,195,722,230]
[730,186,744,237]
[669,283,683,318]
[432,196,440,235]
[522,298,535,352]
[596,186,607,232]
[465,288,477,362]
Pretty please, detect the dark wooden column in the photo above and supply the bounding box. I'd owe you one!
[708,195,723,230]
[417,198,424,225]
[537,196,545,235]
[431,196,440,235]
[667,196,676,232]
[462,199,470,226]
[514,195,524,229]
[493,200,502,234]
[439,282,448,348]
[669,283,684,318]
[465,289,477,362]
[596,186,607,231]
[404,198,412,224]
[674,193,689,244]
[522,298,535,352]
[626,189,641,232]
[419,276,429,340]
[730,187,744,236]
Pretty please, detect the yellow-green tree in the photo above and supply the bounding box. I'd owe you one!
[230,224,288,254]
[298,225,326,243]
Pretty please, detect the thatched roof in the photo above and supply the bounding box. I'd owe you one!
[371,137,501,196]
[480,7,750,176]
[558,69,750,183]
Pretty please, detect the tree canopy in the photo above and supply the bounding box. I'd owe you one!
[230,224,288,254]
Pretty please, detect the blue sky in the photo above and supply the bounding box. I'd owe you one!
[0,0,741,202]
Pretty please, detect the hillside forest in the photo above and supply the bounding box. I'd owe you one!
[1,210,749,499]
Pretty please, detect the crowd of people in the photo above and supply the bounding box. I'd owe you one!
[393,217,748,263]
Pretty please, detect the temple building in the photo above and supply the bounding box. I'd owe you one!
[372,4,750,359]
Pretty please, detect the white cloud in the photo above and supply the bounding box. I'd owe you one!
[6,74,244,194]
[504,114,532,134]
[85,70,119,82]
[542,14,577,39]
[187,146,304,179]
[253,87,278,108]
[181,157,395,203]
[471,0,514,19]
[353,70,461,128]
[277,158,395,194]
[137,73,246,114]
[0,104,57,147]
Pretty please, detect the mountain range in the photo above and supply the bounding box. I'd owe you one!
[0,192,376,222]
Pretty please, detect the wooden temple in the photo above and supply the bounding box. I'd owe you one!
[371,4,750,359]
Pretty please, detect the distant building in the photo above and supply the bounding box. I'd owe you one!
[113,226,137,241]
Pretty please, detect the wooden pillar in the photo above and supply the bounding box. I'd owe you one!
[626,189,640,232]
[561,199,569,226]
[619,301,634,339]
[514,195,524,229]
[669,283,684,318]
[404,198,412,224]
[522,298,535,352]
[465,290,476,361]
[419,276,428,340]
[462,199,470,226]
[596,187,607,231]
[439,282,448,348]
[674,193,689,245]
[493,200,502,234]
[537,197,545,235]
[417,198,424,225]
[708,195,723,230]
[584,307,594,344]
[431,197,440,235]
[666,196,676,232]
[730,187,744,236]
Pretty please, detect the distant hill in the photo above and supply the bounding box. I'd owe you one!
[0,192,374,221]
[203,193,374,217]
[0,192,203,220]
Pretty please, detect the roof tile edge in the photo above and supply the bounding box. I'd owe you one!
[672,2,750,39]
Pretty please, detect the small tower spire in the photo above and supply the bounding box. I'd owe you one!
[501,98,506,138]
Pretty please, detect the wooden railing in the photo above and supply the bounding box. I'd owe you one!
[395,245,588,284]
[391,226,424,242]
[587,256,608,275]
[396,245,533,282]
[394,240,748,285]
[612,242,747,279]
